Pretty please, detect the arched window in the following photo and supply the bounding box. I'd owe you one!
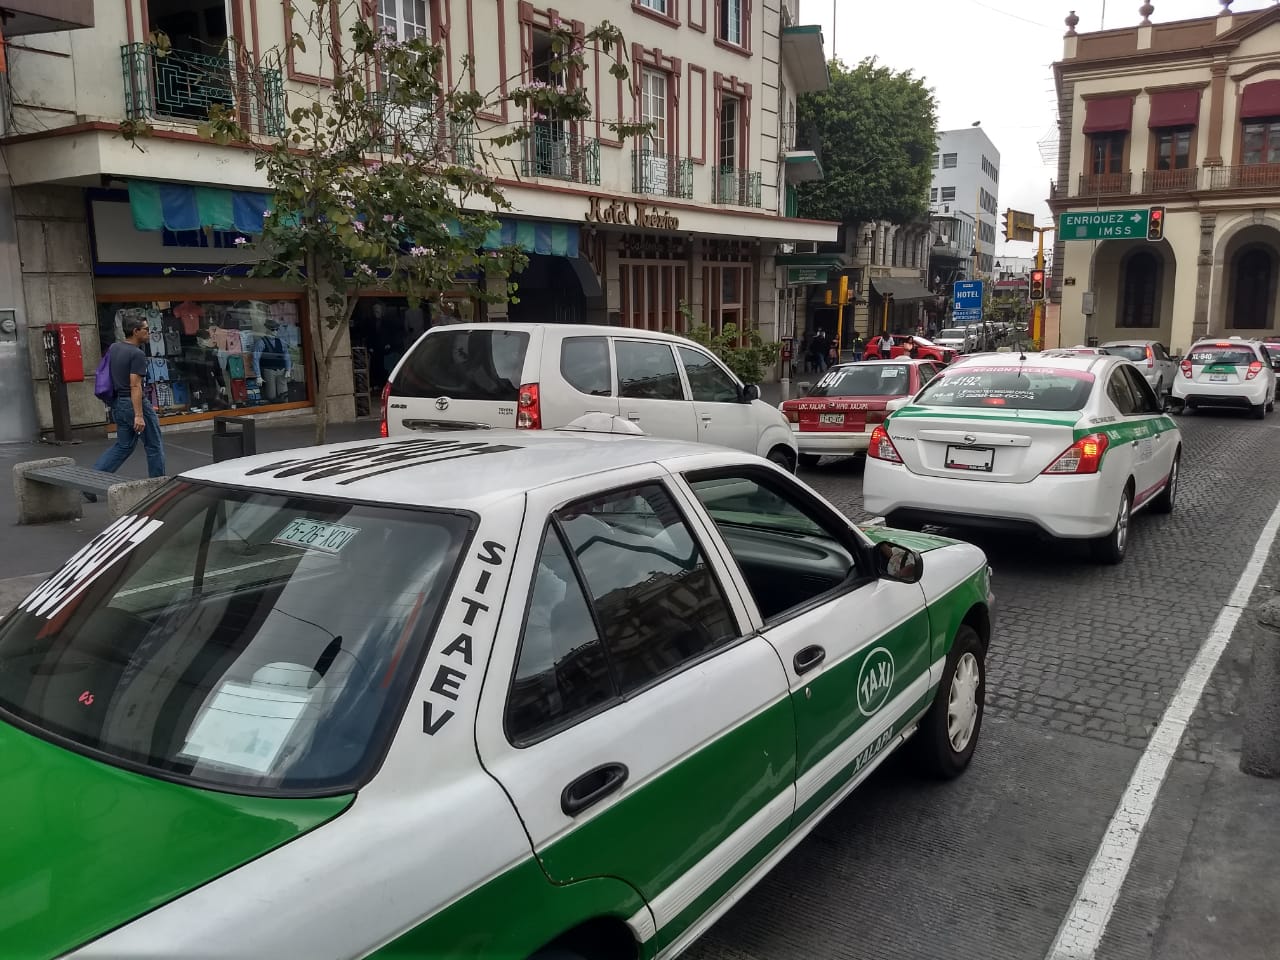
[1119,251,1159,328]
[1231,247,1274,330]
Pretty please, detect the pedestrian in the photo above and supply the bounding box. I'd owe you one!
[876,331,895,359]
[852,335,865,362]
[813,329,829,372]
[91,314,166,493]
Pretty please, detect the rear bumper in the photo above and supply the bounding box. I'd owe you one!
[1172,378,1267,407]
[863,461,1119,539]
[793,429,871,456]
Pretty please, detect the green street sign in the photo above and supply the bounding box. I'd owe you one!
[1059,209,1150,241]
[787,266,830,285]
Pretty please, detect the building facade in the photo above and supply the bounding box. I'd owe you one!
[0,0,834,440]
[930,126,1001,277]
[1050,3,1280,352]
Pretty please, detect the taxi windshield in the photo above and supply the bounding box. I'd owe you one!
[914,365,1095,411]
[0,484,470,796]
[1189,345,1255,366]
[808,364,913,397]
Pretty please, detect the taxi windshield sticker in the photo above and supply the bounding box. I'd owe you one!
[272,518,359,554]
[245,438,522,486]
[180,679,310,774]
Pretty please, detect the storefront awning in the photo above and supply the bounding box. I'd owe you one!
[1241,80,1280,120]
[455,218,579,258]
[871,277,935,301]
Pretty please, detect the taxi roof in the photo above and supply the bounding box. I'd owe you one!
[948,351,1108,373]
[181,431,718,509]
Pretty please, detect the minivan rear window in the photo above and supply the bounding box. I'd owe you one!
[915,365,1095,411]
[1188,345,1256,366]
[392,329,529,401]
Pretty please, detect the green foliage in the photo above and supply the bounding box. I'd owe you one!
[796,58,938,226]
[684,314,780,385]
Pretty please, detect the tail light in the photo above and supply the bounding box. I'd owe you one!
[379,382,391,437]
[1145,345,1154,368]
[517,383,541,429]
[867,424,902,463]
[1043,432,1109,475]
[1180,360,1192,379]
[1247,361,1264,381]
[782,406,799,424]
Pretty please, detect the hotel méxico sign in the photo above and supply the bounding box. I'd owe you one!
[585,196,680,231]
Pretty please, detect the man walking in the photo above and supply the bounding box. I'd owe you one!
[92,315,166,488]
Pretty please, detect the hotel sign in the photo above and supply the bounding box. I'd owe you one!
[585,196,680,231]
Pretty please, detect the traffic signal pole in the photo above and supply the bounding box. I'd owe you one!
[1030,225,1055,348]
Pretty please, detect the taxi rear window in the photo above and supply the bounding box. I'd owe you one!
[808,364,912,397]
[392,328,529,402]
[914,365,1095,411]
[0,484,470,797]
[1188,345,1256,365]
[1106,345,1148,362]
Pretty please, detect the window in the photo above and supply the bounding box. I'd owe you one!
[718,0,744,45]
[678,346,740,402]
[1119,252,1159,328]
[931,153,940,168]
[0,485,469,794]
[719,96,740,169]
[916,367,1096,411]
[1231,247,1274,329]
[1155,128,1192,170]
[687,471,858,621]
[559,484,737,695]
[941,187,956,202]
[942,153,957,168]
[1242,119,1280,166]
[638,0,669,12]
[391,329,529,401]
[561,336,612,397]
[378,0,429,92]
[642,69,668,154]
[808,363,912,398]
[930,187,938,202]
[1106,369,1139,416]
[506,525,614,743]
[1090,132,1126,174]
[1121,365,1161,414]
[616,340,684,400]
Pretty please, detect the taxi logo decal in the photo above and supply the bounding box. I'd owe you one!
[245,438,521,485]
[857,647,895,717]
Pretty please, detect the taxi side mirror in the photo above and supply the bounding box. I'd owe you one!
[875,542,923,584]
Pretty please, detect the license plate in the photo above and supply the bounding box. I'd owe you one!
[1210,375,1227,382]
[819,413,844,425]
[272,518,360,553]
[945,445,994,472]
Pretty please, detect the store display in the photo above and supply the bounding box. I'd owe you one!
[97,299,308,420]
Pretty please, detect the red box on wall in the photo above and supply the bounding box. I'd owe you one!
[47,323,84,383]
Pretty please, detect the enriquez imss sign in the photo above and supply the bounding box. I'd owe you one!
[585,196,680,230]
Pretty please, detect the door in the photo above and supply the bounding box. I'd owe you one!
[1119,365,1176,502]
[1102,366,1152,494]
[676,345,758,454]
[476,474,795,948]
[679,466,934,826]
[541,334,620,427]
[640,69,669,194]
[614,338,698,440]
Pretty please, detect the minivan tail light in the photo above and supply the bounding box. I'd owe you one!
[379,382,391,437]
[517,383,541,429]
[867,425,902,463]
[1180,359,1192,378]
[1145,345,1154,368]
[1246,361,1264,380]
[1043,432,1109,475]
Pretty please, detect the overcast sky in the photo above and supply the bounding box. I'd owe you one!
[799,0,1277,258]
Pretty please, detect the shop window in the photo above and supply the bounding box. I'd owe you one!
[1154,127,1192,170]
[162,229,252,249]
[1230,247,1275,330]
[1119,252,1159,328]
[1242,118,1280,166]
[97,299,309,417]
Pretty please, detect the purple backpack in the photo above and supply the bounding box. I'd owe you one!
[94,344,115,405]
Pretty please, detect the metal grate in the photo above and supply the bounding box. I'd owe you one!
[712,166,762,207]
[632,147,694,199]
[519,123,600,185]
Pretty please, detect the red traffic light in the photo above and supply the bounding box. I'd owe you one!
[1029,269,1046,301]
[1147,206,1166,241]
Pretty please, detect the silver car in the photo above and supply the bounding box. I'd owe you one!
[1101,340,1178,395]
[934,327,976,353]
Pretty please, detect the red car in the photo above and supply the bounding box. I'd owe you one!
[781,359,944,467]
[863,334,957,365]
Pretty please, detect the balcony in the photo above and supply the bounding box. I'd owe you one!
[713,167,762,207]
[121,43,285,137]
[1205,164,1280,191]
[780,121,823,183]
[780,25,830,93]
[368,96,476,163]
[1077,172,1133,197]
[1143,168,1199,193]
[632,147,694,199]
[520,123,600,185]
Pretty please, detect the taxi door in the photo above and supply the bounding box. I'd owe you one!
[1109,364,1170,502]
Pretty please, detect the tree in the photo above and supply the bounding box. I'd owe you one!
[123,0,643,442]
[796,58,938,227]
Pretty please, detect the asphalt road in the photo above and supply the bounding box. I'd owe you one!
[686,411,1277,960]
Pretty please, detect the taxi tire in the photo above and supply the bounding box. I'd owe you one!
[1150,452,1179,515]
[799,453,822,469]
[1091,484,1132,565]
[1253,402,1267,420]
[767,447,798,474]
[912,625,985,779]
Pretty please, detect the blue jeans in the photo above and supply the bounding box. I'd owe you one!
[93,396,166,477]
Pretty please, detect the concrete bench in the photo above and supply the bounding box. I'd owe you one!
[13,458,169,524]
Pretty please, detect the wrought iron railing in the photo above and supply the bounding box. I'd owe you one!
[1142,167,1198,193]
[368,95,476,163]
[1205,164,1280,190]
[520,123,600,185]
[713,166,762,207]
[121,43,285,136]
[632,147,694,199]
[1077,171,1132,196]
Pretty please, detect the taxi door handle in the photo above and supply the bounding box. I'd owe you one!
[700,414,713,423]
[794,644,826,676]
[562,763,629,817]
[626,412,640,422]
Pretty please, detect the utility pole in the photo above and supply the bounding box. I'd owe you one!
[1030,225,1055,347]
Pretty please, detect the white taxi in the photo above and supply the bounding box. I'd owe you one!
[1173,336,1278,418]
[863,353,1182,563]
[0,421,993,960]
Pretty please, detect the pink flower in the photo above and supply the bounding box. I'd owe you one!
[383,214,396,222]
[233,236,248,246]
[410,245,428,257]
[353,220,366,233]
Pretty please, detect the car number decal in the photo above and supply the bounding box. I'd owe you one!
[245,438,522,486]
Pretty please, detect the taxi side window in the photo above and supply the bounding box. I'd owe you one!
[1121,365,1161,414]
[616,341,685,401]
[1107,369,1139,416]
[678,346,741,403]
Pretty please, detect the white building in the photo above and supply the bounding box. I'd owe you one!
[0,0,835,440]
[930,126,1002,276]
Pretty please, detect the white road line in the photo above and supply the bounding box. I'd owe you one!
[1045,495,1280,960]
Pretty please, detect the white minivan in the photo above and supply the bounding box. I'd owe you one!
[381,323,799,469]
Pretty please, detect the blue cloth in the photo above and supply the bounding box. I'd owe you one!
[233,191,272,233]
[92,397,165,478]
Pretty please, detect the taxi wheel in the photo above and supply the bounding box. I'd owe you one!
[798,453,822,469]
[1151,452,1180,515]
[1091,484,1132,565]
[912,625,985,779]
[1253,402,1268,420]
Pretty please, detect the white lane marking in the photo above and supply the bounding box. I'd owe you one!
[1045,494,1280,960]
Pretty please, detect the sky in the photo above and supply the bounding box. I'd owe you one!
[798,0,1279,259]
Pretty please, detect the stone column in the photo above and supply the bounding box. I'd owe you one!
[1194,213,1217,342]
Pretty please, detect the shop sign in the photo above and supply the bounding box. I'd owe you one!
[585,196,680,231]
[787,266,830,286]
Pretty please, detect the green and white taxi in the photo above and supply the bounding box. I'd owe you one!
[863,353,1182,563]
[0,423,993,960]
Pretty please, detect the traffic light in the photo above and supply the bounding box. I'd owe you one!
[1147,206,1165,242]
[1002,209,1014,242]
[838,275,849,305]
[1029,269,1046,301]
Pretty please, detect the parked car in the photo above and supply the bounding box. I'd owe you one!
[934,327,977,353]
[382,323,798,470]
[1174,336,1278,418]
[864,335,958,365]
[1101,340,1178,395]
